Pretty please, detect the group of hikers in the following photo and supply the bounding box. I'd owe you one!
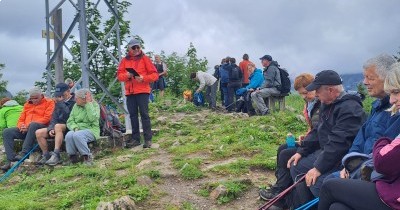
[1,37,400,210]
[190,53,288,116]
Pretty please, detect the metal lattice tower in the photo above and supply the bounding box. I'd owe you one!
[44,0,131,130]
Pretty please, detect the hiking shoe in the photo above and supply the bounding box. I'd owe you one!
[259,188,280,201]
[45,153,61,166]
[63,155,79,166]
[83,155,94,166]
[143,141,152,148]
[1,162,11,172]
[261,109,270,116]
[37,155,50,165]
[126,140,141,148]
[14,152,27,161]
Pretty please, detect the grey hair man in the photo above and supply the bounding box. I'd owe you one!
[1,87,55,172]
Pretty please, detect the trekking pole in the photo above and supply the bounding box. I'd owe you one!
[0,144,39,183]
[295,197,319,210]
[259,174,306,210]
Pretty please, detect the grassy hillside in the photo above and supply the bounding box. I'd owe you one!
[0,94,372,209]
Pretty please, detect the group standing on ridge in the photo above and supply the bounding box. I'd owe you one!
[0,36,400,210]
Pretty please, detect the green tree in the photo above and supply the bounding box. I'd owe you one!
[13,90,28,105]
[395,47,400,61]
[0,63,9,94]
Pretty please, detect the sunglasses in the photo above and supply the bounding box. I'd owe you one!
[131,45,140,50]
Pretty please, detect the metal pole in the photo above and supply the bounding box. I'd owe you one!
[78,0,89,88]
[53,9,64,83]
[45,0,52,96]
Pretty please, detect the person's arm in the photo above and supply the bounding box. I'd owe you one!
[197,74,206,92]
[141,56,159,83]
[373,137,400,176]
[116,58,131,82]
[159,62,168,76]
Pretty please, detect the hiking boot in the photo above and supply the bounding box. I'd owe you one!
[259,188,280,201]
[37,155,50,165]
[143,140,152,148]
[14,152,26,161]
[63,155,79,166]
[261,109,270,116]
[45,153,61,166]
[126,140,141,148]
[1,162,11,172]
[83,155,94,166]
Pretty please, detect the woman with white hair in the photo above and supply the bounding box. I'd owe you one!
[65,89,100,165]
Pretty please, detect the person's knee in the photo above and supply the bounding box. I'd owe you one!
[35,128,48,139]
[54,124,66,133]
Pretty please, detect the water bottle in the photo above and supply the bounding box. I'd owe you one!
[286,133,296,148]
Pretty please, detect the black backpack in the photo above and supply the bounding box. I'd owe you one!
[277,67,291,94]
[229,66,242,82]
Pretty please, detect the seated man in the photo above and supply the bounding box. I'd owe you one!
[287,70,365,208]
[251,54,281,115]
[36,83,76,165]
[0,98,23,130]
[259,73,320,202]
[1,87,55,172]
[331,53,400,180]
[65,89,100,166]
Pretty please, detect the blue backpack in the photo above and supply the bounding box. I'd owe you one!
[193,92,204,106]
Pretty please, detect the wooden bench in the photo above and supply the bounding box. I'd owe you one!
[266,93,289,112]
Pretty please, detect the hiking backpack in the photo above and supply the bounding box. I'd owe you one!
[193,92,205,106]
[277,67,291,94]
[99,103,124,140]
[229,66,243,82]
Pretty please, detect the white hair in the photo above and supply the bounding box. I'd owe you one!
[29,87,43,96]
[75,88,91,99]
[363,53,396,80]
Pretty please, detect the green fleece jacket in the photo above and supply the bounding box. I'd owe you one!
[67,102,100,139]
[0,100,23,130]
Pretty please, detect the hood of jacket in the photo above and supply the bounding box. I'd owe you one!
[2,100,20,107]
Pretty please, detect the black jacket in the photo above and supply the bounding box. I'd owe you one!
[297,92,366,174]
[48,96,76,131]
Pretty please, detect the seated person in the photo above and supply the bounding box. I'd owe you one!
[259,73,320,201]
[318,63,400,210]
[0,98,23,130]
[1,87,55,172]
[329,54,400,180]
[235,62,264,115]
[36,83,75,165]
[65,89,100,166]
[287,70,365,208]
[251,55,281,115]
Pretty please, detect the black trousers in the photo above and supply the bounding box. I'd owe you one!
[318,178,392,210]
[126,94,152,142]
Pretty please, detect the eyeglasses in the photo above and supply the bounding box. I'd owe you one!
[131,45,140,50]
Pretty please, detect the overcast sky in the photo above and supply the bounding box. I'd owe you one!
[1,0,400,95]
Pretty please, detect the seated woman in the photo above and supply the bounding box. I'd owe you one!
[259,73,320,201]
[235,62,263,115]
[318,62,400,210]
[65,89,100,166]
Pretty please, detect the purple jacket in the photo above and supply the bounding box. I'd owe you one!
[373,137,400,209]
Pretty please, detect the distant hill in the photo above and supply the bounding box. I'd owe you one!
[340,73,364,91]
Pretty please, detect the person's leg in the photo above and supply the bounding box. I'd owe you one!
[226,84,234,111]
[126,95,141,145]
[245,92,256,115]
[252,88,279,114]
[205,85,212,107]
[251,91,268,114]
[136,93,152,147]
[72,130,95,156]
[45,124,67,165]
[20,122,46,155]
[159,78,165,97]
[318,179,392,210]
[65,131,78,156]
[221,84,228,107]
[2,127,25,162]
[275,148,297,190]
[328,203,352,210]
[210,81,217,109]
[35,128,51,164]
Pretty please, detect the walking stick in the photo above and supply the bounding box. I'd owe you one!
[295,197,319,210]
[0,144,39,183]
[259,174,306,210]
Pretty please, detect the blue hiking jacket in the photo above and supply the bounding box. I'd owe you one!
[349,95,400,154]
[245,68,264,90]
[219,64,230,84]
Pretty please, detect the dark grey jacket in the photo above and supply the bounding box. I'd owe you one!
[297,92,366,174]
[48,95,76,131]
[260,61,281,89]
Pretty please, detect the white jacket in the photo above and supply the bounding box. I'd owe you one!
[196,71,217,91]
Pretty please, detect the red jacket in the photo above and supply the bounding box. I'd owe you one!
[117,52,159,95]
[17,97,55,128]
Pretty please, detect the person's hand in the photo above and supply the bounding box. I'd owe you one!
[19,124,28,133]
[248,88,254,92]
[195,90,200,94]
[339,168,349,179]
[255,88,261,93]
[134,75,144,82]
[305,167,321,187]
[127,72,133,79]
[287,153,302,168]
[49,129,55,137]
[85,92,93,102]
[298,135,305,141]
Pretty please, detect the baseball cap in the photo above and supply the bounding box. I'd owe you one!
[259,55,273,61]
[127,38,140,48]
[54,83,69,97]
[305,70,343,91]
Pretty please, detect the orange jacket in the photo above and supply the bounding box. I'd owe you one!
[239,60,252,84]
[117,53,159,95]
[17,97,55,128]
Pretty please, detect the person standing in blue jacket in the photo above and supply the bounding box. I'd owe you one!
[236,63,264,115]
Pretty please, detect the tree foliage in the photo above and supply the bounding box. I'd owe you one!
[0,63,9,94]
